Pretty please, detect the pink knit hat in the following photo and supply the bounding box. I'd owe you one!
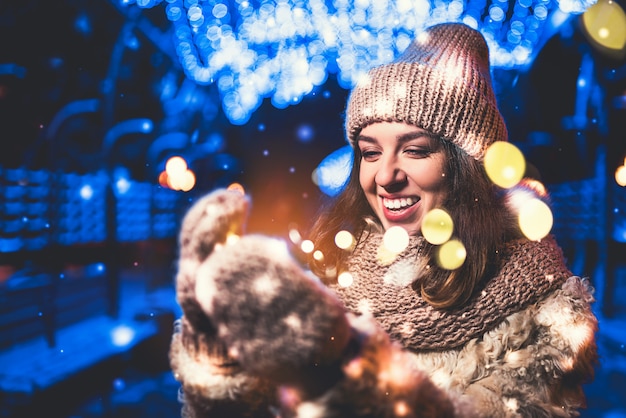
[345,23,508,161]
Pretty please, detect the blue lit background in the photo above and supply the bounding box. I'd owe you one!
[0,0,625,416]
[142,0,595,125]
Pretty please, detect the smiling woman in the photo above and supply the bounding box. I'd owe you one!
[168,22,599,418]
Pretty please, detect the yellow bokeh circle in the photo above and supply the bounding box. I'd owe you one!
[582,0,626,52]
[437,239,466,270]
[421,208,454,245]
[518,198,553,241]
[484,142,526,189]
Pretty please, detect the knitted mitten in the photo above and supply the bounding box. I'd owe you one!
[170,189,275,417]
[175,188,351,392]
[193,212,352,389]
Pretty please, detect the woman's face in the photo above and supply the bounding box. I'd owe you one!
[357,122,447,236]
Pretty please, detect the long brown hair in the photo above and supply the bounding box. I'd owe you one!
[307,136,521,309]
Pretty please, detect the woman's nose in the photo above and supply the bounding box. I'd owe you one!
[375,157,407,188]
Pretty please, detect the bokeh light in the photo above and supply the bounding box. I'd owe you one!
[518,198,553,241]
[179,170,196,192]
[616,163,626,187]
[227,182,246,195]
[520,178,548,197]
[421,208,454,245]
[113,378,126,391]
[226,234,241,246]
[288,227,302,244]
[79,184,94,200]
[313,145,353,197]
[300,239,314,253]
[394,400,410,416]
[111,324,135,347]
[377,245,400,266]
[437,239,466,270]
[158,171,169,188]
[165,155,187,176]
[337,271,354,287]
[383,226,410,254]
[335,230,356,250]
[115,177,131,195]
[161,155,196,192]
[484,142,526,188]
[582,0,626,53]
[167,168,196,192]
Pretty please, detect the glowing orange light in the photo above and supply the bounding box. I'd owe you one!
[344,357,364,378]
[227,182,245,195]
[394,400,410,416]
[520,178,548,197]
[225,234,240,245]
[616,164,626,187]
[166,172,178,190]
[168,170,187,191]
[179,169,196,192]
[158,171,169,188]
[166,156,187,176]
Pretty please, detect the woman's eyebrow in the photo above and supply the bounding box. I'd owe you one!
[397,131,437,143]
[356,135,377,145]
[356,131,435,145]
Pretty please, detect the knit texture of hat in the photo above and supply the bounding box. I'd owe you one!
[345,22,508,160]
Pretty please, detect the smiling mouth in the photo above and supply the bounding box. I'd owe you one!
[382,197,419,211]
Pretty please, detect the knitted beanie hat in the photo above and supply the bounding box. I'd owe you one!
[345,22,508,160]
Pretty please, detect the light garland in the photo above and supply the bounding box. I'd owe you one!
[132,0,596,124]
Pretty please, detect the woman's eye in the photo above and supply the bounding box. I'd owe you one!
[405,148,432,158]
[361,150,380,160]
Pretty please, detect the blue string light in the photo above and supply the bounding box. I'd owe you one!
[135,0,596,124]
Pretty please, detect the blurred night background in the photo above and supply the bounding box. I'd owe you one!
[0,0,625,416]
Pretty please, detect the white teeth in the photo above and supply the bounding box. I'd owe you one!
[383,197,416,209]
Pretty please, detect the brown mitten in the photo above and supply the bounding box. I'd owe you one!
[175,187,250,333]
[195,231,352,391]
[170,189,274,417]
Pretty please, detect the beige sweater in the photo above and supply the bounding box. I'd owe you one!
[320,233,598,417]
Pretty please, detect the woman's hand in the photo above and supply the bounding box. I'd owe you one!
[195,233,352,386]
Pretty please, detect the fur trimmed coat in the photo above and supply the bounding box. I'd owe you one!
[169,188,598,418]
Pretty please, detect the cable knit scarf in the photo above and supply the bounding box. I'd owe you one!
[331,233,572,352]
